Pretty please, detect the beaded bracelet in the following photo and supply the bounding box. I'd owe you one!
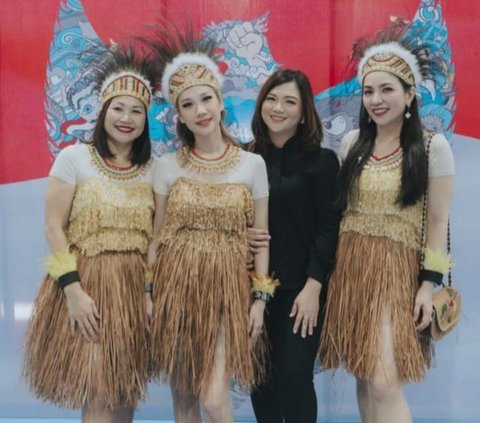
[145,267,153,294]
[253,290,271,302]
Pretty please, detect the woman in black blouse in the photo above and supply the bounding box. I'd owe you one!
[248,69,340,423]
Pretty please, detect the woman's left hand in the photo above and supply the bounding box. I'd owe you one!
[414,281,434,332]
[290,279,322,337]
[249,299,266,342]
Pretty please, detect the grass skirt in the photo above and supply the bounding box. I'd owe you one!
[23,252,148,409]
[320,231,432,382]
[150,241,265,395]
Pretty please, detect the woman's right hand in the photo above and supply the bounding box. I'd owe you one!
[63,282,100,342]
[247,227,270,254]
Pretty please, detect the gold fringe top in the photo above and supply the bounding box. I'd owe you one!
[67,178,154,256]
[158,177,254,256]
[341,149,423,250]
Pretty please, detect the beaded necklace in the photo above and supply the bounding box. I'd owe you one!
[178,141,240,174]
[89,144,146,180]
[365,146,403,172]
[371,145,401,161]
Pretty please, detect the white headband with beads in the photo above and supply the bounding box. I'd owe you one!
[358,42,423,88]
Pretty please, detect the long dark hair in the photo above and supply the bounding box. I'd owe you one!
[91,97,151,165]
[251,69,323,156]
[336,77,427,211]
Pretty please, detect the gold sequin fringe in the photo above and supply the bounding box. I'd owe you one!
[68,202,153,256]
[342,189,423,250]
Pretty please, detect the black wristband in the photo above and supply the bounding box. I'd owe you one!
[418,269,443,286]
[58,271,80,289]
[253,290,271,303]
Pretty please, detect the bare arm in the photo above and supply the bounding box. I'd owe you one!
[145,193,168,330]
[147,193,169,269]
[44,176,75,252]
[415,175,453,331]
[252,197,269,276]
[45,176,100,341]
[425,175,453,256]
[249,197,269,341]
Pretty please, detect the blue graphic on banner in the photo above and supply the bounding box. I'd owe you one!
[45,0,105,156]
[204,14,278,143]
[45,0,455,161]
[316,0,456,151]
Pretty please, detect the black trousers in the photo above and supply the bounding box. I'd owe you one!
[251,287,325,423]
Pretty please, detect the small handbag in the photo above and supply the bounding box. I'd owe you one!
[431,281,461,340]
[421,133,461,341]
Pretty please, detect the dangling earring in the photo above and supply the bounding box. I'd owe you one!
[405,105,411,119]
[368,116,372,123]
[300,118,305,124]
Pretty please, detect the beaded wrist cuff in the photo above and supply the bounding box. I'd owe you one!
[253,290,271,303]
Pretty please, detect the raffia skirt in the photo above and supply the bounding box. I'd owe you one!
[150,239,265,395]
[320,231,432,382]
[23,251,148,409]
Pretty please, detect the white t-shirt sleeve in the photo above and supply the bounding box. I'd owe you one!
[49,145,78,185]
[153,154,174,195]
[250,154,269,200]
[429,133,455,177]
[338,129,359,165]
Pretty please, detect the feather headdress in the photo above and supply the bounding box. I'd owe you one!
[348,18,442,88]
[141,25,223,106]
[91,44,156,107]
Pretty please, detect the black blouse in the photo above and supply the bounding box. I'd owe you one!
[265,136,340,290]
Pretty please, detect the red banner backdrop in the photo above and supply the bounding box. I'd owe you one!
[1,0,479,184]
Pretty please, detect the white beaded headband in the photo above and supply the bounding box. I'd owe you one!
[358,41,422,88]
[100,70,153,107]
[161,52,224,105]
